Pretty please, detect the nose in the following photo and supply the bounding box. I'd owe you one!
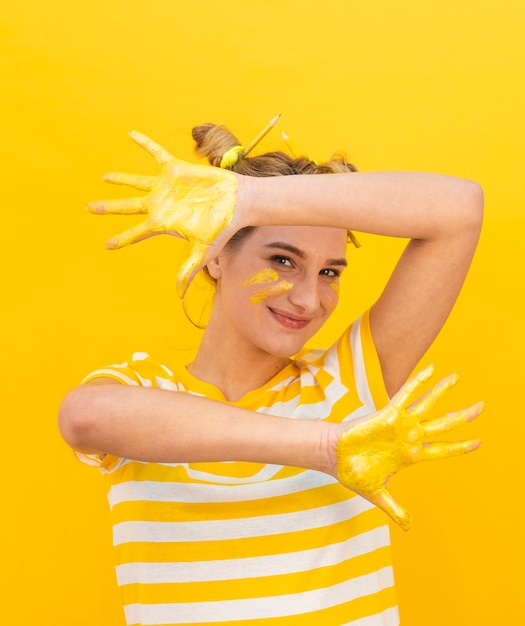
[287,273,322,314]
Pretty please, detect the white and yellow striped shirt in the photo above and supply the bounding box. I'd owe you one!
[79,311,399,625]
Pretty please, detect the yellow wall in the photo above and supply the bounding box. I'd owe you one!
[2,1,523,623]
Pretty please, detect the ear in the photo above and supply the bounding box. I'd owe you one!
[206,256,222,280]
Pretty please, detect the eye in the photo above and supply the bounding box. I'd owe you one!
[320,268,341,278]
[270,255,293,267]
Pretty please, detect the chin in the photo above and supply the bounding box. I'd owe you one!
[258,334,313,360]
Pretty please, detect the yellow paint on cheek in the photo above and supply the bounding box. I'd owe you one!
[241,269,293,303]
[242,269,279,287]
[249,280,294,303]
[321,282,339,310]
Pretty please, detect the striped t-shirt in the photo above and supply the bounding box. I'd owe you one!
[78,311,399,625]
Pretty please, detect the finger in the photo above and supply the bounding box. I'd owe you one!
[391,364,435,410]
[367,487,412,532]
[87,197,147,215]
[409,373,459,418]
[102,172,156,191]
[421,401,484,436]
[176,243,208,299]
[129,130,174,165]
[105,222,155,249]
[419,439,481,462]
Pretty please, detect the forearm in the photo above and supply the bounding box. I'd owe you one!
[59,384,333,473]
[242,171,483,240]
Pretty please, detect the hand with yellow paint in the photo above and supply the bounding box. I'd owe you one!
[335,365,483,531]
[87,131,240,297]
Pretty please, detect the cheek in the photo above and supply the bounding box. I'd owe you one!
[249,280,294,304]
[243,268,279,287]
[321,283,340,311]
[242,268,294,304]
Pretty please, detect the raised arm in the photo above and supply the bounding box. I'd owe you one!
[242,172,484,395]
[88,132,483,395]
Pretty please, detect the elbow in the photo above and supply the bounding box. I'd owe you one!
[58,387,101,452]
[463,180,484,236]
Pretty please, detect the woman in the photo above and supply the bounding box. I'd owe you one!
[59,121,484,626]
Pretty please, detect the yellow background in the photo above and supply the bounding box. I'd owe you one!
[2,0,523,623]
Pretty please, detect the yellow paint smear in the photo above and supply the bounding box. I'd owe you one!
[250,280,294,303]
[242,269,279,287]
[323,282,340,309]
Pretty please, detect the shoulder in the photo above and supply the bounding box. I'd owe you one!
[82,351,180,390]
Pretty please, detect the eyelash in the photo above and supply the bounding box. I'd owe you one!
[270,255,293,267]
[320,268,341,278]
[270,256,341,278]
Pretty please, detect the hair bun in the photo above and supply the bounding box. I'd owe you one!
[191,121,357,176]
[192,123,242,168]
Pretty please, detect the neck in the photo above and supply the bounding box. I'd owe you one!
[188,310,291,402]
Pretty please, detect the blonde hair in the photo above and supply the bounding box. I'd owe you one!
[192,123,358,176]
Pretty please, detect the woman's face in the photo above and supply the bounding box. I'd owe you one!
[208,225,348,358]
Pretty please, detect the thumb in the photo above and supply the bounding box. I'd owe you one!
[176,242,209,299]
[368,487,412,532]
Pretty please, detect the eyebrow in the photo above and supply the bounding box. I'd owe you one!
[263,242,348,267]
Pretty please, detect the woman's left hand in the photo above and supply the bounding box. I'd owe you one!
[335,365,483,531]
[87,131,242,297]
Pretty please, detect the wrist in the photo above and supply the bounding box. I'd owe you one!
[316,420,346,479]
[294,418,336,476]
[235,175,279,228]
[242,415,337,477]
[234,173,256,229]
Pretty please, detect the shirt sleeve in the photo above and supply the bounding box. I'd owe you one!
[75,352,177,470]
[336,309,390,411]
[350,309,390,409]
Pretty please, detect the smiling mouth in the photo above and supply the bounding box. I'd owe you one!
[268,307,311,330]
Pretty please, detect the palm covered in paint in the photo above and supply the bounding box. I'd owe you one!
[87,131,240,297]
[335,366,482,531]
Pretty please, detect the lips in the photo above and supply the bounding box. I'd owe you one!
[268,307,311,330]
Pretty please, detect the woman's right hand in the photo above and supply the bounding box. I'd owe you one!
[331,365,483,531]
[87,130,245,297]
